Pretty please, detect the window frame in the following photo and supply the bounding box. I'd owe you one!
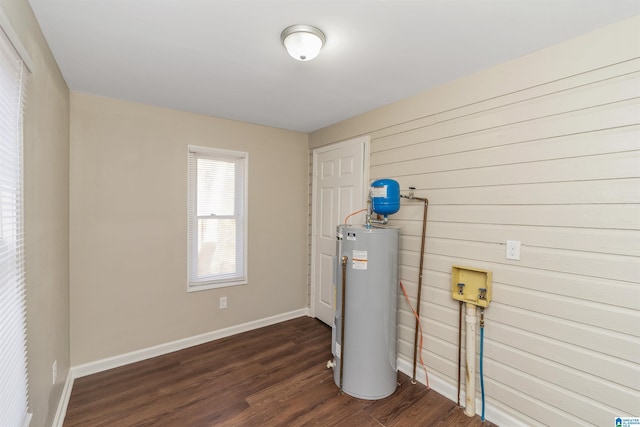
[187,145,248,292]
[0,12,32,427]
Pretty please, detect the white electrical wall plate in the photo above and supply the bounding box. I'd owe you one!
[506,240,521,260]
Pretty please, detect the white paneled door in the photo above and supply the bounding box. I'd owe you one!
[312,137,369,325]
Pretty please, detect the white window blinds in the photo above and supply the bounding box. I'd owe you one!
[0,22,31,427]
[187,146,248,291]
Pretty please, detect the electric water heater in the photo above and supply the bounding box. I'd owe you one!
[332,225,399,400]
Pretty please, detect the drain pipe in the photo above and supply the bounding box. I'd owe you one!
[457,300,463,406]
[464,303,478,417]
[400,188,429,384]
[480,308,486,422]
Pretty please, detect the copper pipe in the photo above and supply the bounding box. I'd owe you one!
[339,255,348,394]
[401,194,429,384]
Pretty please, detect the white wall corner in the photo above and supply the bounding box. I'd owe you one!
[51,370,74,427]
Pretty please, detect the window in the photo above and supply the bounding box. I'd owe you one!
[187,145,247,291]
[0,18,31,427]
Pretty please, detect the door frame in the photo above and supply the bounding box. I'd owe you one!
[310,136,370,322]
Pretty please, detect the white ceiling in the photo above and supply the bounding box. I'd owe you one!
[28,0,640,133]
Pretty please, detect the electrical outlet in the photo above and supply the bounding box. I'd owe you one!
[506,240,521,260]
[52,360,57,385]
[219,296,228,309]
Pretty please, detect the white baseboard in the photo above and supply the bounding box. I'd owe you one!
[51,370,74,427]
[396,357,457,401]
[396,356,526,427]
[72,307,311,379]
[55,311,531,427]
[52,308,310,426]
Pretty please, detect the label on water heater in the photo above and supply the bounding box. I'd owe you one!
[352,250,368,270]
[346,232,356,241]
[371,185,388,198]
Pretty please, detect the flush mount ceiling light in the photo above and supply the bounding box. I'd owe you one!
[281,24,326,61]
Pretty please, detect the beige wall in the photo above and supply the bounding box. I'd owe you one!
[0,1,71,426]
[69,93,309,365]
[310,16,640,426]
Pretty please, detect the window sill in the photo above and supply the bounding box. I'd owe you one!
[187,278,247,293]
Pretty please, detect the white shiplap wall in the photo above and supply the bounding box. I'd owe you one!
[310,17,640,427]
[373,63,640,426]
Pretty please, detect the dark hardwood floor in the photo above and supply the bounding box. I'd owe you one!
[64,317,496,426]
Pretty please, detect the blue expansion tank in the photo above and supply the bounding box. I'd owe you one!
[370,179,400,216]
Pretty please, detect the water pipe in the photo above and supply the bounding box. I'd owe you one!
[366,213,389,226]
[365,199,389,227]
[400,189,429,384]
[464,303,477,417]
[480,308,486,421]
